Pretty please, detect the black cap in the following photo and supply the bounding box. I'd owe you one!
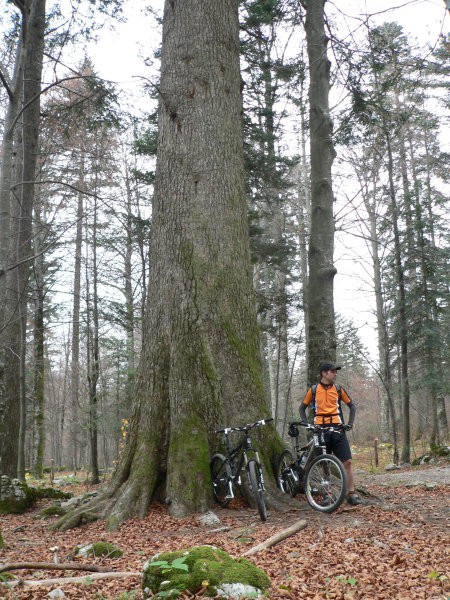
[319,362,342,373]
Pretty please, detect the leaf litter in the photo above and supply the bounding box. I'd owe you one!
[0,464,448,599]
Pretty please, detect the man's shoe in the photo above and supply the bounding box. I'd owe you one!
[347,493,363,506]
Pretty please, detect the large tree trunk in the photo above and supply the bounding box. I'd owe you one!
[296,63,310,356]
[55,0,284,532]
[304,0,337,385]
[0,0,46,480]
[0,6,26,480]
[16,0,46,479]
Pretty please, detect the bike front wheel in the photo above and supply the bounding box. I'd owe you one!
[210,453,231,507]
[247,459,267,522]
[304,453,347,513]
[276,450,299,496]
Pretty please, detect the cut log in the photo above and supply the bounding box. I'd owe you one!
[0,561,110,574]
[2,571,141,588]
[242,519,307,557]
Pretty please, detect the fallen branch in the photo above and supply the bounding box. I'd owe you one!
[2,571,141,588]
[242,519,307,557]
[0,561,110,574]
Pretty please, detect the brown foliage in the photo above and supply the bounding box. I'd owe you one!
[0,467,448,599]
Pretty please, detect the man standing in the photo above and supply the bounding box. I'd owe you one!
[300,362,362,506]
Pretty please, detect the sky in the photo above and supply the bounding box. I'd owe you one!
[90,0,448,83]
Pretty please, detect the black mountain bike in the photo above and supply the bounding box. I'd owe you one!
[210,418,273,522]
[276,421,347,513]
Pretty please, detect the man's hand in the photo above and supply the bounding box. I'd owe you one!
[344,423,353,431]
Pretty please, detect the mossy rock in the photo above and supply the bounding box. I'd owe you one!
[38,505,67,518]
[142,545,271,599]
[430,444,450,457]
[74,541,124,559]
[0,476,72,514]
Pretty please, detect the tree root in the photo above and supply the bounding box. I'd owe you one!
[52,495,112,531]
[52,473,155,532]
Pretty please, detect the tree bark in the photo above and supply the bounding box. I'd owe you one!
[0,4,26,480]
[16,0,46,479]
[304,0,337,385]
[55,0,284,531]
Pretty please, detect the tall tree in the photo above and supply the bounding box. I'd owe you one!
[303,0,337,385]
[0,0,46,479]
[55,0,283,531]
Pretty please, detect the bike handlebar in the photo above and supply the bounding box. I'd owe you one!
[289,421,344,434]
[215,417,273,435]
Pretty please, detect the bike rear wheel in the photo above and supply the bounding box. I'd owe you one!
[210,453,231,507]
[247,459,267,521]
[304,453,347,513]
[276,450,298,496]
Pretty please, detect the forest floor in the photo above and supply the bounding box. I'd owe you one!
[1,446,449,600]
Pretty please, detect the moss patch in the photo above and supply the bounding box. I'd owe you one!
[74,541,124,558]
[142,545,270,598]
[221,320,264,396]
[168,415,212,513]
[38,505,67,518]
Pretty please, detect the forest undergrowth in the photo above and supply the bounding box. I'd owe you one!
[0,449,448,600]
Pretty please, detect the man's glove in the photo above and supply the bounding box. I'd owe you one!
[344,423,353,431]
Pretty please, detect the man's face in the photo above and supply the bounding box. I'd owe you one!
[322,368,337,384]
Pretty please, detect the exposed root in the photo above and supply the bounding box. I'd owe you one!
[52,495,113,531]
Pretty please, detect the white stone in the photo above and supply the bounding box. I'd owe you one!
[47,589,65,598]
[385,464,400,471]
[76,543,93,558]
[216,583,263,599]
[199,511,220,526]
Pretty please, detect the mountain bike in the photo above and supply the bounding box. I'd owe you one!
[210,418,273,522]
[276,421,347,513]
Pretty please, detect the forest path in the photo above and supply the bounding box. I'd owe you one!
[355,462,450,487]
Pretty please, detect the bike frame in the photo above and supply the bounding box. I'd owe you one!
[215,418,272,500]
[222,428,262,499]
[292,424,344,476]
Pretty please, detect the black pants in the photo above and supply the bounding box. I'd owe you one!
[323,430,352,462]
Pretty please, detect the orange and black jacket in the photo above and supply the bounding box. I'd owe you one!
[300,383,355,426]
